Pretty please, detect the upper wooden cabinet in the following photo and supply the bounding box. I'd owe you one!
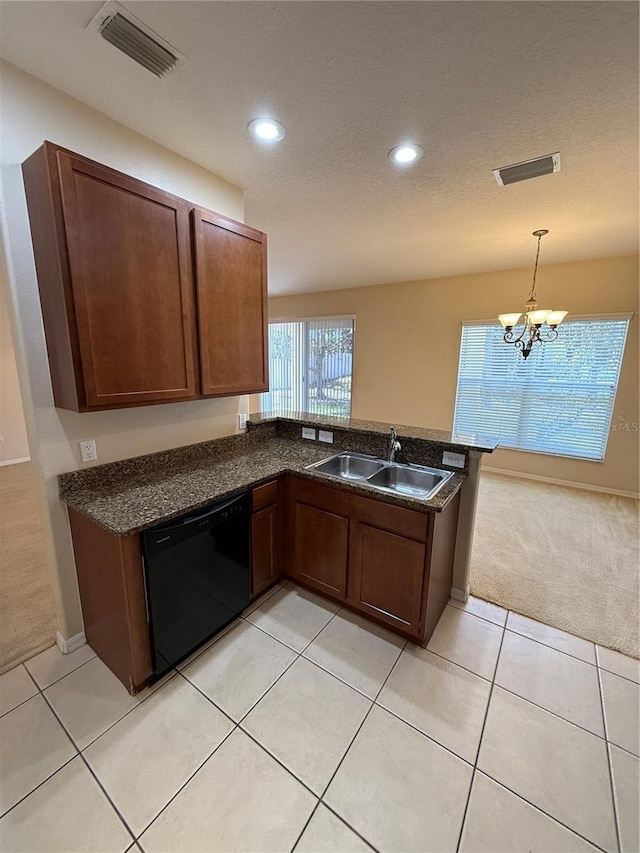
[193,209,268,396]
[22,142,268,411]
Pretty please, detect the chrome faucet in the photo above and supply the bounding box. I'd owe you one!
[387,427,401,463]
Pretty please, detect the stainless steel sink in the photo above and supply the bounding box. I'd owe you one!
[309,452,386,481]
[368,464,451,499]
[306,452,454,500]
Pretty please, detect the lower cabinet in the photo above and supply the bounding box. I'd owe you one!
[349,523,426,634]
[294,503,349,597]
[68,507,152,694]
[290,475,460,645]
[251,480,284,597]
[67,472,460,696]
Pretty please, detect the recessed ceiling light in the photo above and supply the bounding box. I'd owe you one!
[389,143,424,166]
[248,118,286,143]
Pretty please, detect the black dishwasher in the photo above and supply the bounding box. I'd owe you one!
[142,493,250,677]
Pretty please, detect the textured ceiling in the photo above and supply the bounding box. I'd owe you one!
[0,1,638,295]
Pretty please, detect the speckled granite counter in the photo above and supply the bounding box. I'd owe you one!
[58,415,493,537]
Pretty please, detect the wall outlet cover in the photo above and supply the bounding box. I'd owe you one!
[238,413,248,430]
[442,450,466,469]
[318,430,334,444]
[302,427,316,440]
[80,439,98,462]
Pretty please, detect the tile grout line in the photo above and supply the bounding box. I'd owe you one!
[47,667,181,753]
[454,616,507,853]
[316,637,407,815]
[133,724,239,842]
[489,682,609,743]
[11,664,138,846]
[596,661,623,853]
[237,606,343,725]
[474,768,612,853]
[317,801,380,853]
[424,639,610,745]
[137,601,344,842]
[0,654,98,722]
[289,800,321,852]
[35,672,138,845]
[451,599,620,671]
[23,649,98,692]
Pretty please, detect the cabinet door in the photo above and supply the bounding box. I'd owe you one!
[293,503,349,598]
[349,522,426,635]
[57,150,197,408]
[251,504,279,597]
[192,208,268,396]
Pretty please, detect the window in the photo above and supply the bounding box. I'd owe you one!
[453,317,630,461]
[261,317,354,417]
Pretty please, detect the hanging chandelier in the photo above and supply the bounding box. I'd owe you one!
[498,229,568,359]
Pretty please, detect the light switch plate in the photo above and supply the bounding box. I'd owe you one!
[302,427,316,440]
[442,450,466,469]
[318,430,333,444]
[238,413,248,430]
[80,439,98,462]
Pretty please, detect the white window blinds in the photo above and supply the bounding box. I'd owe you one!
[261,318,354,417]
[453,318,630,461]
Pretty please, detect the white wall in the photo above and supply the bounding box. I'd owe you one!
[0,279,30,464]
[0,61,247,638]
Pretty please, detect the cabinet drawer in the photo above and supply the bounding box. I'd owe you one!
[294,476,350,516]
[350,493,428,542]
[253,480,279,511]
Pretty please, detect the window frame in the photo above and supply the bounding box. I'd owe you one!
[261,314,356,418]
[453,313,631,462]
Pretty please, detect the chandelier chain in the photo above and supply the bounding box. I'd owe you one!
[528,233,544,301]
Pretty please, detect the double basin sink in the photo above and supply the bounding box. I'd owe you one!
[305,452,454,501]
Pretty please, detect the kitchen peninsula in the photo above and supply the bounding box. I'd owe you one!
[59,413,498,693]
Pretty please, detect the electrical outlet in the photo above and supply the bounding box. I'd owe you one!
[442,450,466,469]
[302,427,316,440]
[80,439,98,463]
[318,430,333,444]
[238,413,248,430]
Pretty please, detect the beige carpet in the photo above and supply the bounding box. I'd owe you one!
[470,471,640,659]
[0,462,57,673]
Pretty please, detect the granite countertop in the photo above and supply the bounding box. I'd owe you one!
[59,421,468,537]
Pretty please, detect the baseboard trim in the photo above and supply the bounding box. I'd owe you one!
[0,456,31,467]
[483,467,639,500]
[56,630,87,655]
[450,586,470,603]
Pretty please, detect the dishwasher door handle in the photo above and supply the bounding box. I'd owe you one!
[179,495,246,526]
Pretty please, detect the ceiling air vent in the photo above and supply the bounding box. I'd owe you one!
[88,2,187,79]
[492,153,561,186]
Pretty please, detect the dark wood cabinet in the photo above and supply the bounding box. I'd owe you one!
[68,507,152,693]
[22,142,268,411]
[349,523,426,634]
[192,209,268,396]
[293,503,349,597]
[251,480,284,597]
[22,143,197,411]
[67,471,460,695]
[289,475,460,645]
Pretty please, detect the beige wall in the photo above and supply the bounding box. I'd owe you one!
[0,280,30,463]
[0,62,247,638]
[268,254,639,496]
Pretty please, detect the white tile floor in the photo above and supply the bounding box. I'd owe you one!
[1,581,638,853]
